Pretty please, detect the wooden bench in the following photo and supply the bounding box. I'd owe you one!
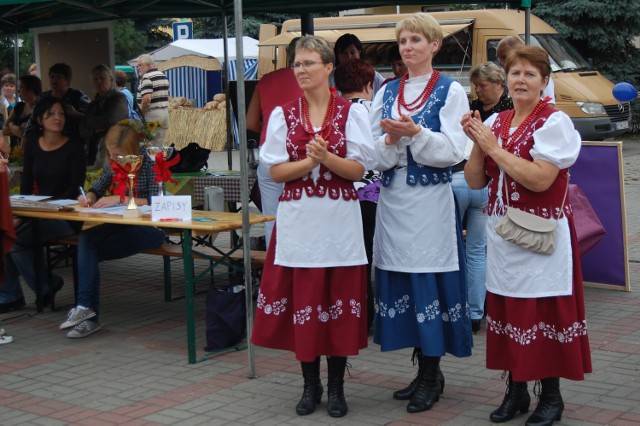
[45,234,267,306]
[145,243,266,301]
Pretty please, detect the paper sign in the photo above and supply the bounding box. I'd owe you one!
[151,195,192,222]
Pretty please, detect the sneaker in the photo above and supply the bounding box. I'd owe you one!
[66,320,102,339]
[60,307,96,329]
[0,328,13,345]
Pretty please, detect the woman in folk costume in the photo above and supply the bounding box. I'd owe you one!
[252,36,376,418]
[462,45,591,426]
[370,13,472,413]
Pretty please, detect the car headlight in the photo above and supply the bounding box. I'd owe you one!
[576,102,606,115]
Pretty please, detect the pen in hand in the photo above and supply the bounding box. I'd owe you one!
[79,186,89,206]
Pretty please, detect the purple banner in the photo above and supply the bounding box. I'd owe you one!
[570,143,628,288]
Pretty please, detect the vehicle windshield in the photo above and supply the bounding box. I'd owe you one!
[527,34,592,72]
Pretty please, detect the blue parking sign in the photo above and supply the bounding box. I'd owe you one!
[172,22,193,41]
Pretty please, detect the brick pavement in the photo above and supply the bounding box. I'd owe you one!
[1,145,639,426]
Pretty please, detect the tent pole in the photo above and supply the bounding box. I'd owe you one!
[14,30,19,78]
[222,11,233,170]
[234,0,256,379]
[301,13,314,35]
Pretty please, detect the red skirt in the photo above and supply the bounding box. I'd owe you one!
[251,233,368,362]
[486,215,592,382]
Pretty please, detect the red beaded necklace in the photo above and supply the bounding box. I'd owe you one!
[397,70,440,116]
[301,92,336,140]
[500,99,548,152]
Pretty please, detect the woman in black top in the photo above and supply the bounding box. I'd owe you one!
[469,62,513,121]
[0,97,86,314]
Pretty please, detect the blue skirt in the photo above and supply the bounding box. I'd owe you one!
[373,212,473,357]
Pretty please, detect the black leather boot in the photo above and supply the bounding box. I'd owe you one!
[490,371,531,423]
[295,357,323,415]
[394,348,445,400]
[406,355,441,413]
[326,356,348,417]
[526,378,564,426]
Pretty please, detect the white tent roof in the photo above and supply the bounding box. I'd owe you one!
[127,37,259,66]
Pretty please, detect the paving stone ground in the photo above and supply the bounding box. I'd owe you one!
[1,145,639,426]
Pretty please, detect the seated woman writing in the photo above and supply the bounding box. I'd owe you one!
[59,121,165,338]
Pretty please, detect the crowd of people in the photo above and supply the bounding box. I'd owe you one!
[0,57,169,337]
[0,12,592,426]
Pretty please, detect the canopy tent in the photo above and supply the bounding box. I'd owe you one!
[139,37,259,83]
[0,0,525,374]
[128,37,259,107]
[0,1,492,30]
[126,37,259,68]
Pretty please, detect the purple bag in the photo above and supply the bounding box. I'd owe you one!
[569,184,606,256]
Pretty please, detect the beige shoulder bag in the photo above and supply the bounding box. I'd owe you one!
[493,174,568,255]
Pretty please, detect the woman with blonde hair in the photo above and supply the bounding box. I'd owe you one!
[463,45,591,426]
[371,13,472,413]
[252,36,376,418]
[59,121,165,338]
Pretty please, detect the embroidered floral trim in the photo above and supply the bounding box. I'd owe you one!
[349,299,361,318]
[258,296,361,326]
[294,306,312,325]
[538,321,588,343]
[442,303,463,322]
[417,299,440,323]
[318,299,344,322]
[487,315,588,345]
[376,296,468,324]
[257,293,288,316]
[376,295,410,318]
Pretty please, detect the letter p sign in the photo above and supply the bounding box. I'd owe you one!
[172,22,193,41]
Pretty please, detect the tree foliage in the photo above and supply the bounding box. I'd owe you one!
[532,0,640,87]
[113,20,148,64]
[0,32,34,75]
[192,12,337,39]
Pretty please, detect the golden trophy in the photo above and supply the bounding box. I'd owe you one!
[114,155,143,218]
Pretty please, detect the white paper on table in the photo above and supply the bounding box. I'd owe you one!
[46,199,78,206]
[11,195,52,201]
[77,205,153,215]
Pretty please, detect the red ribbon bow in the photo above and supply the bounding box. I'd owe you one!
[110,160,130,202]
[153,152,180,184]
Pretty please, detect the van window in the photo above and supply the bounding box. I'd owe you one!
[527,34,592,72]
[433,27,472,70]
[487,40,500,64]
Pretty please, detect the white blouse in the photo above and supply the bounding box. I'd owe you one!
[260,102,377,267]
[370,73,470,273]
[484,110,581,298]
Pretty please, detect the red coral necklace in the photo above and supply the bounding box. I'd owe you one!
[397,70,440,116]
[301,92,336,140]
[500,98,549,152]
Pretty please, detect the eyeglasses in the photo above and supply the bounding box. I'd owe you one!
[291,61,323,70]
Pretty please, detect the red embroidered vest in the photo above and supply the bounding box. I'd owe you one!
[485,105,572,219]
[279,96,359,202]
